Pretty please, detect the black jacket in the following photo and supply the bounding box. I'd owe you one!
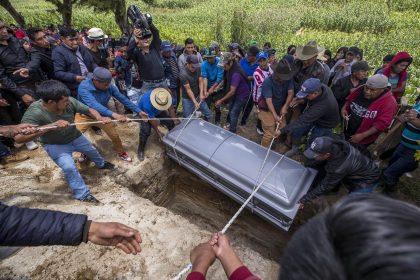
[29,44,55,79]
[294,60,330,91]
[0,37,42,96]
[300,139,380,203]
[0,202,89,246]
[331,75,367,109]
[281,84,340,133]
[127,23,165,81]
[52,44,97,91]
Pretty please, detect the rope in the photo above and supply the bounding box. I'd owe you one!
[171,100,203,165]
[170,151,287,280]
[0,117,200,137]
[250,121,281,212]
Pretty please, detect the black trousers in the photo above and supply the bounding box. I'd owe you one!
[205,91,225,124]
[240,94,254,125]
[0,91,21,125]
[138,111,175,152]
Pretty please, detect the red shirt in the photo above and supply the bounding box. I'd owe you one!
[186,266,260,280]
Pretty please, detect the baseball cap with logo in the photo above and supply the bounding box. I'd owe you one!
[204,47,217,58]
[296,78,322,99]
[218,52,234,67]
[186,54,201,68]
[256,51,268,61]
[304,137,334,159]
[161,40,172,52]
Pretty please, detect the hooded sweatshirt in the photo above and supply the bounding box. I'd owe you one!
[345,85,397,145]
[381,51,412,99]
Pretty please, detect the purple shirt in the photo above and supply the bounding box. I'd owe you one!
[231,72,250,100]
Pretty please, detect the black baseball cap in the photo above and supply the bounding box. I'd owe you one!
[304,137,334,159]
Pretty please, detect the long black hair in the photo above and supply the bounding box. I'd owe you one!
[224,59,247,90]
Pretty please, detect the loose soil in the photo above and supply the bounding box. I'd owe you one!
[3,111,414,279]
[0,121,293,280]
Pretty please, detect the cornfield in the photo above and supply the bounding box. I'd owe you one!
[0,0,419,101]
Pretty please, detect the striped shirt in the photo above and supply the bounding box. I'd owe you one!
[401,102,420,150]
[252,66,273,102]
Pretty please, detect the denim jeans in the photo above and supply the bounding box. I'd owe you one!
[382,144,418,188]
[291,125,334,147]
[182,97,213,122]
[140,80,168,96]
[350,182,379,194]
[127,87,142,105]
[43,135,105,200]
[228,97,248,133]
[0,142,11,158]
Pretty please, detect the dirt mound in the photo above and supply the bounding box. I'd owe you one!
[0,122,281,279]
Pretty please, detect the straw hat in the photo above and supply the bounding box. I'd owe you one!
[87,27,108,40]
[150,88,172,111]
[295,41,325,61]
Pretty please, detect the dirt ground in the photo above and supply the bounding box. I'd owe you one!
[3,109,417,280]
[0,120,286,280]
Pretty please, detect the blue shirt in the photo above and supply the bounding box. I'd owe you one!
[240,57,258,89]
[78,78,140,117]
[137,90,161,118]
[401,102,420,150]
[200,58,223,88]
[239,57,259,77]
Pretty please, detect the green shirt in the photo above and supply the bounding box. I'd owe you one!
[21,97,90,145]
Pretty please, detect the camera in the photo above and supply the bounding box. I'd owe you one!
[127,5,152,38]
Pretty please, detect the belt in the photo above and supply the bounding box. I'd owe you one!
[143,78,165,83]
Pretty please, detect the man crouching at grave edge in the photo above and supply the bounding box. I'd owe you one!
[136,87,179,161]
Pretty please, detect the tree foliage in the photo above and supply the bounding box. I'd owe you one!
[77,0,128,34]
[45,0,76,27]
[0,0,25,27]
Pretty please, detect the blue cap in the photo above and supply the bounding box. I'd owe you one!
[161,40,172,52]
[256,51,268,61]
[296,78,322,99]
[304,137,334,159]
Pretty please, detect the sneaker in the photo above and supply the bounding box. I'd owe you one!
[223,123,230,130]
[79,194,100,203]
[99,161,115,170]
[138,151,145,161]
[404,172,414,178]
[2,153,29,164]
[78,153,89,163]
[256,127,264,135]
[91,126,103,136]
[118,151,132,162]
[25,141,38,151]
[13,142,24,148]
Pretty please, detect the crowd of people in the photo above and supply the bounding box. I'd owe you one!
[0,16,419,279]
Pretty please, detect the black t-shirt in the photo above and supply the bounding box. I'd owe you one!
[346,92,381,136]
[88,48,109,69]
[180,68,201,99]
